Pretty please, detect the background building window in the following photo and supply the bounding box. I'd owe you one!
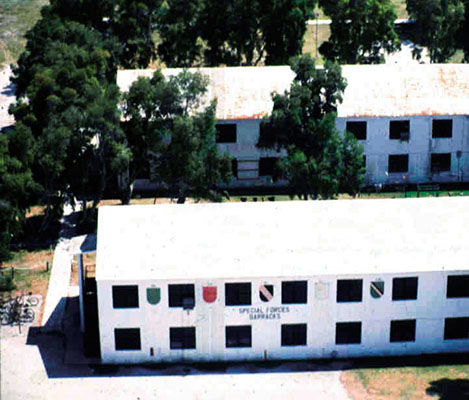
[112,285,139,309]
[168,284,195,309]
[282,281,307,304]
[225,282,251,306]
[258,157,278,176]
[392,277,418,301]
[115,328,141,350]
[390,120,410,140]
[231,159,238,179]
[281,323,307,346]
[346,121,367,140]
[432,119,452,138]
[431,153,451,173]
[226,325,252,348]
[390,319,416,342]
[216,124,237,143]
[170,327,196,349]
[337,279,363,302]
[447,275,469,298]
[444,317,469,340]
[336,322,362,344]
[388,154,409,173]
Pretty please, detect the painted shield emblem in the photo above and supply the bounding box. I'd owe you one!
[203,286,217,303]
[259,285,274,302]
[370,281,384,299]
[147,287,161,305]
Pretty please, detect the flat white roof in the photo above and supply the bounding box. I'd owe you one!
[96,197,469,281]
[117,64,469,120]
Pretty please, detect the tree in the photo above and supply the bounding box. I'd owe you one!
[319,0,400,64]
[406,0,465,62]
[123,70,232,203]
[257,55,364,199]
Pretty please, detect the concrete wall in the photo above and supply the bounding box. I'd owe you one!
[97,270,469,364]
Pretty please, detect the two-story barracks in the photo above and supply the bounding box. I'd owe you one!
[94,197,469,364]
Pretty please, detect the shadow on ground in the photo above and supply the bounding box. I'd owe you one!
[25,296,469,380]
[426,378,469,399]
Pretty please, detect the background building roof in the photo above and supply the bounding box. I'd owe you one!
[117,64,469,120]
[96,197,469,281]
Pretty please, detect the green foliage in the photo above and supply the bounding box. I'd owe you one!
[123,70,232,202]
[257,55,364,199]
[319,0,400,64]
[406,0,466,62]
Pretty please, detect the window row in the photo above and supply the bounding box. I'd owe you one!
[387,153,452,173]
[215,119,454,145]
[346,119,453,141]
[112,275,469,309]
[114,317,469,351]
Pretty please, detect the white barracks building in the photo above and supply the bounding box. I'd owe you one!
[117,64,469,190]
[95,197,469,363]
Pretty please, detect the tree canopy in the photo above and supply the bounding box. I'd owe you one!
[319,0,400,64]
[122,70,232,202]
[257,55,364,199]
[406,0,466,62]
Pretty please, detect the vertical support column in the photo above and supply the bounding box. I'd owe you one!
[78,253,85,333]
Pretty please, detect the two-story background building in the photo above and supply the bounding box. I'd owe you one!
[117,64,469,191]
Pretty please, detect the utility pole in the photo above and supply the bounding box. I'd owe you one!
[315,11,320,58]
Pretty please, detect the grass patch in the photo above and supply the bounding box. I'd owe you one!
[302,24,330,64]
[391,0,408,20]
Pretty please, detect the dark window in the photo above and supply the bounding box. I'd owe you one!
[112,285,139,308]
[281,323,307,346]
[388,154,409,173]
[392,277,418,301]
[363,155,366,168]
[336,322,362,344]
[447,275,469,298]
[390,120,410,140]
[168,284,195,309]
[258,157,278,176]
[432,119,453,138]
[170,327,196,349]
[225,283,251,306]
[337,279,363,303]
[390,319,416,342]
[115,328,141,350]
[226,325,252,348]
[216,124,237,143]
[346,121,367,140]
[431,153,451,173]
[444,317,469,340]
[231,159,238,179]
[282,281,307,304]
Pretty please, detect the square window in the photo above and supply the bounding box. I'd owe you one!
[392,277,418,301]
[231,159,238,179]
[388,154,409,173]
[432,119,452,138]
[447,275,469,298]
[444,317,469,340]
[258,157,278,176]
[281,323,307,346]
[170,327,196,349]
[390,120,410,140]
[112,285,139,309]
[390,319,416,342]
[431,153,451,173]
[168,284,195,309]
[337,279,363,303]
[225,283,251,306]
[226,325,252,348]
[282,281,307,304]
[346,121,367,140]
[216,124,237,143]
[336,322,362,344]
[115,328,141,350]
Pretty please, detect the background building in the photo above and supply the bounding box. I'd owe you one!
[92,197,469,363]
[117,64,469,190]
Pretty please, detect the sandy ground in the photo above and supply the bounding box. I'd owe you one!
[0,321,352,400]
